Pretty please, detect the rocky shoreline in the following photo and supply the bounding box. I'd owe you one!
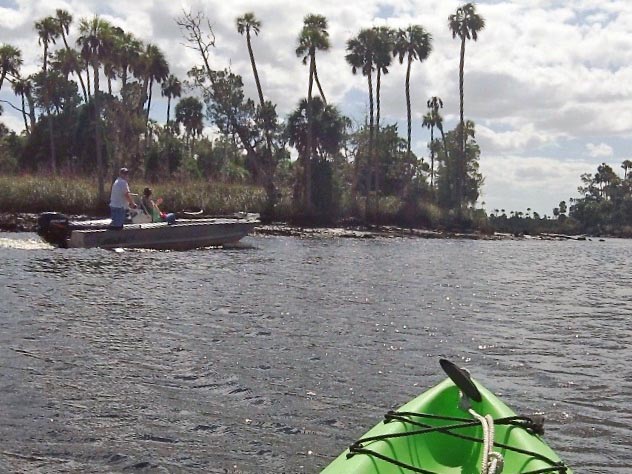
[0,212,593,241]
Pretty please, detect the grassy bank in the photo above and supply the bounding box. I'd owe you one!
[0,174,462,229]
[3,174,600,237]
[0,174,268,216]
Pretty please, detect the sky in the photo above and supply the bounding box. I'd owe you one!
[1,0,631,216]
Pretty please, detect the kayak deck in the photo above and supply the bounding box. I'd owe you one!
[321,378,571,474]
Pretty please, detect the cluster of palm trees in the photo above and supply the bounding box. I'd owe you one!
[0,3,488,221]
[285,4,485,212]
[234,4,485,214]
[0,9,204,199]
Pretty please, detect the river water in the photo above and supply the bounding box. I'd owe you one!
[0,232,630,473]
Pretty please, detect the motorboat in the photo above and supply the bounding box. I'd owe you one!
[36,211,259,250]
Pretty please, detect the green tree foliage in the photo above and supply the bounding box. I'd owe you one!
[161,74,181,125]
[286,97,346,219]
[448,3,485,209]
[571,162,632,235]
[0,44,22,91]
[435,120,483,211]
[422,96,446,190]
[175,96,204,157]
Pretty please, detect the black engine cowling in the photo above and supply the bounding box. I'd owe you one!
[37,212,71,248]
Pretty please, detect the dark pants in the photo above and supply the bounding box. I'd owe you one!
[110,206,126,229]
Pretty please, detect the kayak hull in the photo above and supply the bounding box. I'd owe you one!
[321,378,571,474]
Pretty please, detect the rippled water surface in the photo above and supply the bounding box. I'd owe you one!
[0,233,630,473]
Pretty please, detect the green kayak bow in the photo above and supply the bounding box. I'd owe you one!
[321,359,572,474]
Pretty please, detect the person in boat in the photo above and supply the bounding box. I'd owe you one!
[141,187,176,224]
[109,167,137,230]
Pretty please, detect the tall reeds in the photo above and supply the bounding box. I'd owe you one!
[0,174,267,216]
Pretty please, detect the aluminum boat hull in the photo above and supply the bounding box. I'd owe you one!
[37,212,258,250]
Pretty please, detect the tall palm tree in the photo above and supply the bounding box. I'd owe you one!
[296,14,330,211]
[0,44,22,91]
[346,29,377,203]
[369,27,394,214]
[35,17,60,74]
[12,76,31,134]
[449,3,485,207]
[161,74,182,125]
[393,25,433,161]
[373,27,395,137]
[422,96,444,189]
[140,43,169,125]
[77,16,113,97]
[236,13,264,105]
[77,15,113,202]
[111,27,143,90]
[296,14,330,104]
[237,13,278,212]
[35,16,61,173]
[55,9,87,101]
[622,160,632,180]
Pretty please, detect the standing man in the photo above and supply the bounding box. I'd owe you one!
[109,167,137,230]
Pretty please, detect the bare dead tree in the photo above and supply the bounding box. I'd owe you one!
[176,10,279,216]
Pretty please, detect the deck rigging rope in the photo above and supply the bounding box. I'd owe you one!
[346,410,568,474]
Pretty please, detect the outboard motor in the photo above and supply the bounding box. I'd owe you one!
[37,212,71,248]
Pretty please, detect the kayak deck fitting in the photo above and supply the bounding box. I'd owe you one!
[321,359,572,474]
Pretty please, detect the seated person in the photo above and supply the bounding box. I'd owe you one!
[141,187,176,224]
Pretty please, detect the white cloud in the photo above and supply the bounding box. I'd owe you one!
[586,142,614,158]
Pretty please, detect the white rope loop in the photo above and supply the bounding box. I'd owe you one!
[468,409,504,474]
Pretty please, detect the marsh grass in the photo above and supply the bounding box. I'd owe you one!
[0,174,267,216]
[0,174,457,227]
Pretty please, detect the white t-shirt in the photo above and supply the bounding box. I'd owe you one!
[110,177,130,208]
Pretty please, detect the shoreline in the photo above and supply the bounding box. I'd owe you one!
[0,212,593,241]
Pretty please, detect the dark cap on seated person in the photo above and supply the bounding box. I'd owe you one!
[143,187,152,196]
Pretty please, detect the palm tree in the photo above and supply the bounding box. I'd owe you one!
[77,16,113,98]
[296,14,330,211]
[0,44,22,91]
[35,16,61,173]
[370,27,395,213]
[111,28,143,90]
[393,25,432,161]
[175,96,204,156]
[35,17,60,74]
[51,48,81,80]
[287,96,346,216]
[77,15,113,202]
[346,29,377,203]
[449,3,485,208]
[422,96,444,189]
[622,160,632,180]
[12,76,31,134]
[161,74,182,125]
[55,9,87,101]
[140,43,169,125]
[236,13,265,105]
[296,14,330,104]
[55,9,73,49]
[373,27,395,137]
